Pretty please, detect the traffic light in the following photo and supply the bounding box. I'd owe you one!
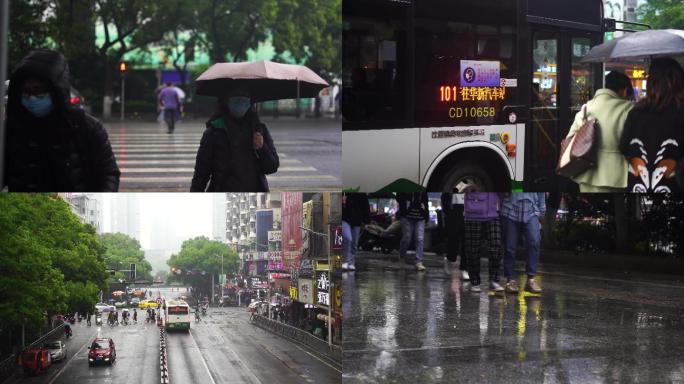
[119,61,127,74]
[130,263,136,280]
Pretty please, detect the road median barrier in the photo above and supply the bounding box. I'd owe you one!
[250,314,341,367]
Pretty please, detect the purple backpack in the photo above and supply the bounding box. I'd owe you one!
[464,193,499,220]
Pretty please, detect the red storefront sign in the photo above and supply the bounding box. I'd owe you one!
[281,193,302,271]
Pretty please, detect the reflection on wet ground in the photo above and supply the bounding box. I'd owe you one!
[342,252,684,383]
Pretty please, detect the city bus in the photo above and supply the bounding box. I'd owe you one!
[165,300,190,331]
[342,0,604,192]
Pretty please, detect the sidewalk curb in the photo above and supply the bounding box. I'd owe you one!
[250,315,341,370]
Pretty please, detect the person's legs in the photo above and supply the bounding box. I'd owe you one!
[350,225,361,266]
[341,221,352,268]
[445,209,458,262]
[485,219,503,285]
[464,220,482,286]
[523,217,541,279]
[414,219,425,263]
[399,217,412,260]
[501,216,519,280]
[164,108,175,132]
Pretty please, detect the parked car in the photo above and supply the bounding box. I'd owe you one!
[114,301,126,308]
[130,297,140,306]
[44,341,67,362]
[20,348,51,376]
[87,338,116,366]
[138,300,159,309]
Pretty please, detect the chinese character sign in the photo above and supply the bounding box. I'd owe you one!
[317,272,330,307]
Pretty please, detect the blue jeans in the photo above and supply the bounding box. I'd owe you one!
[501,216,541,279]
[399,217,425,262]
[342,221,360,265]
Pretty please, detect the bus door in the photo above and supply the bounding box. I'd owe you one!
[526,28,601,191]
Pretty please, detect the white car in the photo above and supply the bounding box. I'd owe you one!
[44,340,67,362]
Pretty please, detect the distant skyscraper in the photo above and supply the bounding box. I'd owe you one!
[212,194,227,242]
[109,194,141,241]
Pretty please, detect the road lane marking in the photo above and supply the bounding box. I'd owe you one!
[113,158,303,165]
[47,327,99,384]
[295,346,342,373]
[119,166,317,173]
[187,329,218,384]
[120,175,338,182]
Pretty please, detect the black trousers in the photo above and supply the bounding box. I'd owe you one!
[464,219,503,286]
[444,204,466,270]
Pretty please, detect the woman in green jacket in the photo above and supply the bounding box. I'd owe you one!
[565,71,634,192]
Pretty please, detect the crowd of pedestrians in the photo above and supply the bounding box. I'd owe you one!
[342,192,546,294]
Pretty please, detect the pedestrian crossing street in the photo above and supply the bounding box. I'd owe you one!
[105,122,340,191]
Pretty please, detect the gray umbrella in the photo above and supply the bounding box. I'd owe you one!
[581,29,684,63]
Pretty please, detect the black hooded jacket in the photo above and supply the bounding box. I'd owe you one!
[5,49,120,191]
[190,110,279,192]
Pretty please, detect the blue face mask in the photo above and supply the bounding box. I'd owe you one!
[21,93,53,117]
[227,97,251,118]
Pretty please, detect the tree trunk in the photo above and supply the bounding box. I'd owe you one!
[614,193,629,253]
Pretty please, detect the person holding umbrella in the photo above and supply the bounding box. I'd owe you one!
[191,60,328,192]
[619,58,684,193]
[190,88,279,192]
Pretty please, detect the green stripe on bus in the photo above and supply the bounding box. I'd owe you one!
[377,178,426,193]
[511,180,523,192]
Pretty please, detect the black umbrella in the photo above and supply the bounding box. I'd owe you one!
[581,29,684,63]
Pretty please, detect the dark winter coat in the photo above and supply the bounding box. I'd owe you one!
[619,106,684,193]
[342,193,370,226]
[190,111,279,192]
[5,49,120,191]
[396,193,429,221]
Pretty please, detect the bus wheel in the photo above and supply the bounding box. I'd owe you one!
[435,162,494,192]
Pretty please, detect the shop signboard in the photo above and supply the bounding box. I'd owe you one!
[282,193,302,270]
[256,210,273,252]
[332,226,343,251]
[299,259,315,278]
[298,279,314,304]
[316,271,330,307]
[289,286,298,301]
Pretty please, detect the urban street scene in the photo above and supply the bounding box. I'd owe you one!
[0,0,341,191]
[0,192,342,383]
[341,193,684,383]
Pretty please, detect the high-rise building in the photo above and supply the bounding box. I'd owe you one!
[212,194,227,242]
[109,194,141,241]
[61,193,102,233]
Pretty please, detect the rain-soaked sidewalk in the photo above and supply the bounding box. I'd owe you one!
[342,251,684,383]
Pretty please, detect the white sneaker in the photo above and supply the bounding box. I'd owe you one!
[470,284,481,292]
[348,263,356,271]
[461,270,470,281]
[416,262,426,271]
[489,281,504,292]
[341,262,351,271]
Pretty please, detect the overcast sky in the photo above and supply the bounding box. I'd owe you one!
[101,193,214,251]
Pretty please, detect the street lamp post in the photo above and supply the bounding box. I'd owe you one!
[299,226,332,347]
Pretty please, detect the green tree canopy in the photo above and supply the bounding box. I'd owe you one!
[167,237,239,282]
[638,0,684,29]
[0,194,107,335]
[99,233,153,281]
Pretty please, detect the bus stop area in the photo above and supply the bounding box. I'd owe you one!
[342,251,684,383]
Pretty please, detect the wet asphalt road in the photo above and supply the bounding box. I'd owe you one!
[159,287,341,384]
[105,117,341,191]
[342,251,684,383]
[4,286,340,384]
[4,311,160,384]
